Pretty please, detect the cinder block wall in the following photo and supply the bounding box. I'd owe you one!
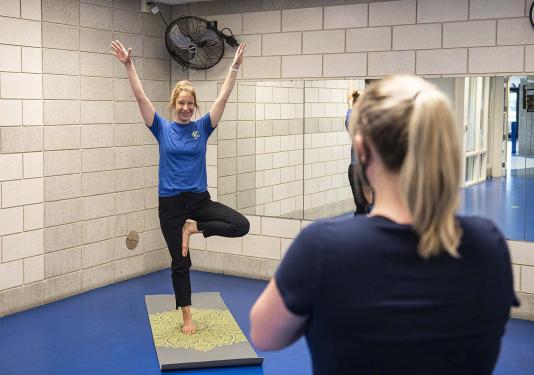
[0,0,189,316]
[2,0,534,319]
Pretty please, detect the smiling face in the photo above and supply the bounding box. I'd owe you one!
[175,91,196,123]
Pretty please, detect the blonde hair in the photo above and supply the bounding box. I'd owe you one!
[169,80,199,112]
[351,76,462,258]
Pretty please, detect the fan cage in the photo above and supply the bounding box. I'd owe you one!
[165,16,226,71]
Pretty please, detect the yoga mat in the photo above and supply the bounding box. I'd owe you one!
[145,293,263,371]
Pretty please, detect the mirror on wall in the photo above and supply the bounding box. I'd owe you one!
[217,75,534,242]
[216,80,304,220]
[302,79,361,220]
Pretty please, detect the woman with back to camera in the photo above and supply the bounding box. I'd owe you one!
[111,40,249,334]
[250,76,517,374]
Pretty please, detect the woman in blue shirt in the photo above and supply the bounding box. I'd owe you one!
[250,76,517,374]
[112,40,249,334]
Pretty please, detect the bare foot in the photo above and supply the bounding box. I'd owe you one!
[181,318,196,334]
[181,306,196,334]
[181,221,198,257]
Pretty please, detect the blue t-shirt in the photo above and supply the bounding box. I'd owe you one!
[276,215,517,375]
[345,109,357,165]
[149,112,214,197]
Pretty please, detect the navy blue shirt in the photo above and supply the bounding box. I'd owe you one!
[149,112,214,197]
[276,215,516,375]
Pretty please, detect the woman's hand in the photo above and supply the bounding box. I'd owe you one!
[111,40,132,65]
[231,43,246,69]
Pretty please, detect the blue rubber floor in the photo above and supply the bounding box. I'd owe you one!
[0,269,533,375]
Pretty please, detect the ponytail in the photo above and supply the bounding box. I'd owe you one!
[399,90,462,258]
[353,76,462,258]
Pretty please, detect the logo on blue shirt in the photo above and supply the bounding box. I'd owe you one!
[192,130,200,139]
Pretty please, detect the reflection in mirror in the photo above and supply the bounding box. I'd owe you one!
[300,76,530,241]
[454,76,526,241]
[521,76,534,240]
[216,75,533,241]
[216,80,304,220]
[302,79,362,220]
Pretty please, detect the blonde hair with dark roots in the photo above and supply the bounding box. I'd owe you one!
[169,80,199,113]
[350,76,462,258]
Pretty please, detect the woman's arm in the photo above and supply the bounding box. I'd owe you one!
[249,278,307,351]
[111,40,155,127]
[209,43,246,128]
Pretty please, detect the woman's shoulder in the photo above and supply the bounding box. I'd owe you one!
[153,112,172,126]
[300,215,378,244]
[457,215,507,252]
[457,215,501,236]
[193,112,210,123]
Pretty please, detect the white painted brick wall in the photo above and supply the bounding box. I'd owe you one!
[243,11,280,34]
[21,0,41,21]
[369,0,416,26]
[416,49,467,75]
[368,51,415,76]
[393,24,441,50]
[0,1,20,17]
[2,179,43,208]
[0,45,21,72]
[324,4,367,30]
[417,0,468,23]
[469,46,524,73]
[243,235,281,259]
[282,8,322,32]
[23,152,44,178]
[2,229,44,262]
[469,0,524,20]
[1,73,42,99]
[0,207,23,236]
[242,56,281,79]
[22,47,42,73]
[24,255,44,283]
[0,17,41,47]
[0,154,23,181]
[443,20,496,48]
[303,30,345,54]
[0,261,24,291]
[497,18,533,46]
[346,27,391,52]
[0,100,22,126]
[262,33,301,56]
[24,203,43,231]
[282,55,322,78]
[522,266,534,293]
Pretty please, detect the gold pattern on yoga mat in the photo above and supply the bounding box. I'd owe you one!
[149,308,247,351]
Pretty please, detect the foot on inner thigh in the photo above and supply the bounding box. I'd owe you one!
[181,221,198,257]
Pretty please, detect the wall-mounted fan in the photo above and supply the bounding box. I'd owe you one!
[147,2,239,70]
[165,16,239,70]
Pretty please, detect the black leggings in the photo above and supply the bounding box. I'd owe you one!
[158,191,250,308]
[348,164,370,214]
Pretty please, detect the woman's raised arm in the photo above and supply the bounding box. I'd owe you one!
[209,43,246,128]
[111,40,155,127]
